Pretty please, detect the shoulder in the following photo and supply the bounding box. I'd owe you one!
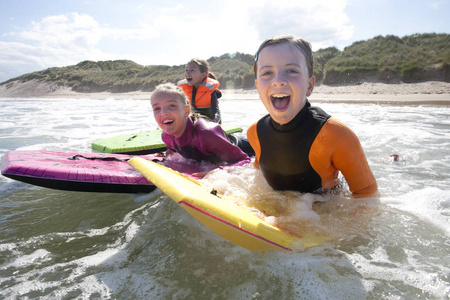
[322,117,355,136]
[161,132,174,147]
[177,79,188,86]
[247,122,259,143]
[177,80,190,92]
[195,118,224,134]
[317,117,360,148]
[253,114,272,133]
[202,78,220,90]
[309,105,331,122]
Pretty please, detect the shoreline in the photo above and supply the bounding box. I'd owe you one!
[1,80,449,105]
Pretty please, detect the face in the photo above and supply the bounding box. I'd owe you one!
[185,62,207,88]
[151,92,190,138]
[255,43,315,125]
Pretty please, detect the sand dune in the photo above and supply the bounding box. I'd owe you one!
[1,79,449,105]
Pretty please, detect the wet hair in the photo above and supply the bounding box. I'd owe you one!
[187,58,210,74]
[253,35,314,78]
[151,83,189,107]
[207,72,216,80]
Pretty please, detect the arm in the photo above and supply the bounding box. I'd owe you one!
[211,91,221,123]
[333,129,378,197]
[161,132,177,155]
[310,118,378,197]
[247,122,261,169]
[197,121,250,165]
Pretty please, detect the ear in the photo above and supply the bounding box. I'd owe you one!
[185,104,191,118]
[254,79,258,89]
[306,76,315,97]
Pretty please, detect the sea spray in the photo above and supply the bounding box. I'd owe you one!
[1,98,449,298]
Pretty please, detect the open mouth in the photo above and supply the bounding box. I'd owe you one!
[270,93,290,110]
[162,119,174,125]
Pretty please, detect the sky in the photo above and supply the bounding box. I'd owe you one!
[0,0,449,83]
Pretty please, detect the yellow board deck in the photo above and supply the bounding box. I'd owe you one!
[128,157,328,251]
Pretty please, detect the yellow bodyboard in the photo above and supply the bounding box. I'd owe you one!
[129,157,328,251]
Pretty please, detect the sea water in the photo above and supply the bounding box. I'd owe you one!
[0,96,449,299]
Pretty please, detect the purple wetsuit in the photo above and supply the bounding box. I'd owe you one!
[162,117,250,166]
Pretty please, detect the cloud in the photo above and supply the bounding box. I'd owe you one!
[18,14,101,48]
[0,12,160,82]
[0,1,355,82]
[17,12,158,47]
[431,0,445,9]
[248,0,353,49]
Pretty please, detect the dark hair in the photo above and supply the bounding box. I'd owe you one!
[188,58,209,74]
[207,72,216,80]
[254,35,314,78]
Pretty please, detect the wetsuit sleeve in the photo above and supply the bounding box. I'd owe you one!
[310,118,378,197]
[211,91,221,123]
[197,123,250,165]
[247,122,261,169]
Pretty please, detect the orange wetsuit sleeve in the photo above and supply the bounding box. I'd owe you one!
[247,122,261,169]
[310,117,378,197]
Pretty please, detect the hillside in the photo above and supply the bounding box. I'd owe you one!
[1,33,449,94]
[321,33,450,84]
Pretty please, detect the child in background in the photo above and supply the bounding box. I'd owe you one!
[151,83,250,166]
[248,35,378,198]
[178,58,222,123]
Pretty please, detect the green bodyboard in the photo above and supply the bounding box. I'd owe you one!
[91,125,243,155]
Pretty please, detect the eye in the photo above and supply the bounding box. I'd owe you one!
[287,68,300,74]
[152,105,161,112]
[260,70,273,77]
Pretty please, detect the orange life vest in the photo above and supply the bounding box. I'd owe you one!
[177,78,220,108]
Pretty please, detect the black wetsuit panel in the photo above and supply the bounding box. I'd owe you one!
[191,88,221,123]
[257,102,331,192]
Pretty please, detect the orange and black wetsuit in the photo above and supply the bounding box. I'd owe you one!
[247,101,378,197]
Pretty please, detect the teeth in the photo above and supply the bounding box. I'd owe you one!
[163,120,173,124]
[272,93,289,98]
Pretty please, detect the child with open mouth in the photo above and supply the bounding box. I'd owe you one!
[248,35,378,198]
[151,83,250,167]
[178,58,222,123]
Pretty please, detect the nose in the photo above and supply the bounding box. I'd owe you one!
[272,72,287,86]
[161,106,169,115]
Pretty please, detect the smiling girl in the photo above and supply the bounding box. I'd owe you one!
[151,83,250,166]
[248,35,378,198]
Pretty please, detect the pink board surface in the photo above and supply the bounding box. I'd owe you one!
[1,150,212,193]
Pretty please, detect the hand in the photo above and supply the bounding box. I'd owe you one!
[192,171,211,178]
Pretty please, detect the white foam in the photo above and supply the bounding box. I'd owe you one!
[1,99,449,299]
[6,249,52,268]
[382,187,450,236]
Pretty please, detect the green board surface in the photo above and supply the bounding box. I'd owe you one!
[91,125,243,155]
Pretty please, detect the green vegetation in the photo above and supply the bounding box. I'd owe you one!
[2,33,448,92]
[322,33,449,84]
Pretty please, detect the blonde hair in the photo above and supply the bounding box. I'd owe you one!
[254,35,314,78]
[151,83,189,106]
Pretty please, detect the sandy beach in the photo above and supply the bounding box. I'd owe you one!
[1,79,449,105]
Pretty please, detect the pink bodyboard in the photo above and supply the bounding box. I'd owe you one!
[1,150,213,193]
